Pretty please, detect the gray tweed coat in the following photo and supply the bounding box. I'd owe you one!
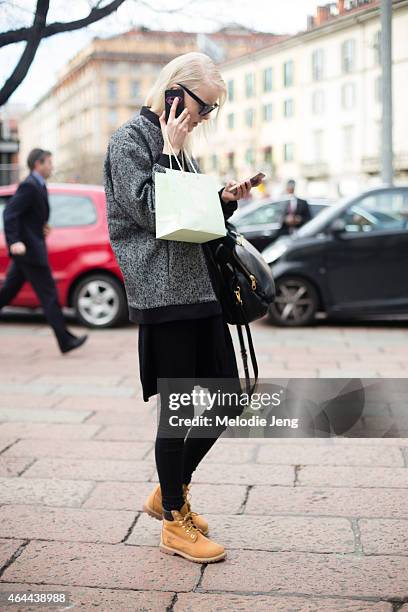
[103,106,237,324]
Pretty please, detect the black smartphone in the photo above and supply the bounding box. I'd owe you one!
[228,172,266,195]
[165,88,185,122]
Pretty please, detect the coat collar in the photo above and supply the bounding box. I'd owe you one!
[140,106,161,128]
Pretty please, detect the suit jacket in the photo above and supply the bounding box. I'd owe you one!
[279,196,312,235]
[3,173,50,266]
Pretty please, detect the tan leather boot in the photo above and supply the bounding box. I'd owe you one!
[142,483,209,535]
[160,505,225,563]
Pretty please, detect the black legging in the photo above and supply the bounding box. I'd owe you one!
[145,315,243,511]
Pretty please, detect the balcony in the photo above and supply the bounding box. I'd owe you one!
[0,139,19,154]
[0,163,20,186]
[362,154,408,174]
[362,156,380,173]
[301,162,329,178]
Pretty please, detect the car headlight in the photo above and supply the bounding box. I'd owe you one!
[262,240,289,264]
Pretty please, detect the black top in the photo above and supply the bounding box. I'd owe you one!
[128,106,238,325]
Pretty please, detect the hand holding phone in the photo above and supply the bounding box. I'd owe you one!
[160,91,190,155]
[164,88,185,122]
[227,171,266,195]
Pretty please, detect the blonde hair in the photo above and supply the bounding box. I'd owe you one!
[144,52,227,158]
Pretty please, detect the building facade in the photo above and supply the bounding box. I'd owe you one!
[0,104,25,186]
[19,26,280,184]
[195,0,408,197]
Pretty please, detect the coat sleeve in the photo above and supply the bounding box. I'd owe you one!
[218,189,238,221]
[104,128,168,234]
[3,182,34,246]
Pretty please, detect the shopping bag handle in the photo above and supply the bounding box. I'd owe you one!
[163,126,198,175]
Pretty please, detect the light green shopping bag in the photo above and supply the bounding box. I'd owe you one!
[154,136,226,243]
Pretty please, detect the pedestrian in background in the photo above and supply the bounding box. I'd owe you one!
[278,178,312,236]
[0,148,88,354]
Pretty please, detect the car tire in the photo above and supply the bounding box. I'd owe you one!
[72,273,128,329]
[268,276,319,327]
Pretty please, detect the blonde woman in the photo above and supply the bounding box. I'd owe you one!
[104,52,252,564]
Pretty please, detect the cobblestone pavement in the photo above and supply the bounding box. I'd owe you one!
[0,314,407,611]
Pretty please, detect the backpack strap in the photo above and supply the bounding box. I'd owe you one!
[236,322,258,400]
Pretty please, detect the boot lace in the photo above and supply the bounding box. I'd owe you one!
[177,510,199,539]
[183,485,199,519]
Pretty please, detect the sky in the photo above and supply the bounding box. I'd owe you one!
[0,0,323,109]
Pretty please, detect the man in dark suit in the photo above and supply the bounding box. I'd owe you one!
[278,179,312,236]
[0,148,88,354]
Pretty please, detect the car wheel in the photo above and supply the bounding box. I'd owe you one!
[268,276,319,327]
[72,273,127,328]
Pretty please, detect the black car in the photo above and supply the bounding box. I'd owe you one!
[261,186,408,326]
[230,197,332,252]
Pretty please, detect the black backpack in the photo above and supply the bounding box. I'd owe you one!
[205,221,276,398]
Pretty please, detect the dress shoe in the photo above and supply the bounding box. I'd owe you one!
[60,334,88,354]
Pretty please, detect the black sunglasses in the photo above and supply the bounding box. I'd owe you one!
[176,83,219,116]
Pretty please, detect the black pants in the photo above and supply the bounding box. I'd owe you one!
[139,314,244,511]
[0,258,72,350]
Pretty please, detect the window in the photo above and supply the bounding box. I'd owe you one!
[107,79,118,100]
[264,146,273,164]
[227,152,235,170]
[373,30,381,65]
[283,60,294,87]
[263,67,273,92]
[312,49,325,81]
[227,113,235,129]
[245,72,255,97]
[227,79,234,102]
[341,82,356,109]
[48,194,97,227]
[245,147,254,166]
[342,125,354,161]
[375,76,382,103]
[108,109,118,125]
[339,191,408,233]
[262,103,273,122]
[211,154,217,170]
[118,61,130,73]
[284,143,294,162]
[283,98,294,118]
[130,80,140,98]
[0,196,11,230]
[313,130,324,162]
[312,90,325,114]
[245,108,254,127]
[341,39,356,73]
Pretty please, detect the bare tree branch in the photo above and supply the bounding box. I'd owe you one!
[0,0,49,106]
[0,0,126,48]
[0,0,208,105]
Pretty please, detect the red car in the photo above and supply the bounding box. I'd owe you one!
[0,183,127,328]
